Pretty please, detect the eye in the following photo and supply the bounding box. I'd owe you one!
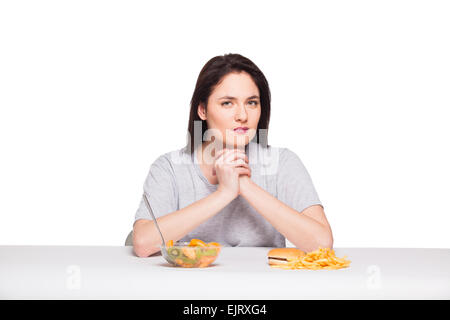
[248,100,259,106]
[221,101,232,107]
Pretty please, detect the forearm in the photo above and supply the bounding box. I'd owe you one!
[240,179,333,252]
[133,190,233,257]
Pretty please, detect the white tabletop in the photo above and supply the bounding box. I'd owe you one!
[0,246,449,299]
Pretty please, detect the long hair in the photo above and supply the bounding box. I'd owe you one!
[185,53,271,154]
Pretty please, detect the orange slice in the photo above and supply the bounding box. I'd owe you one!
[189,239,207,247]
[207,242,221,247]
[167,240,174,247]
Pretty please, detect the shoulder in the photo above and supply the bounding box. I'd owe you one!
[151,146,193,172]
[248,141,296,159]
[256,143,308,175]
[251,141,302,160]
[275,146,314,181]
[278,146,303,164]
[277,146,309,172]
[248,142,300,176]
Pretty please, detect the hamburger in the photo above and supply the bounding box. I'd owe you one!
[267,248,305,266]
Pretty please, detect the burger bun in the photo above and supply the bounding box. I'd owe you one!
[268,248,305,265]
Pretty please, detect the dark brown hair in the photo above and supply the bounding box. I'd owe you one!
[185,53,271,154]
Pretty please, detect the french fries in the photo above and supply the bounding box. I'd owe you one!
[270,247,351,270]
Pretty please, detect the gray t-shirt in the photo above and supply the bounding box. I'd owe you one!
[133,141,323,247]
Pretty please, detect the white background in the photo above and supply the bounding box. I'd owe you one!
[0,0,449,248]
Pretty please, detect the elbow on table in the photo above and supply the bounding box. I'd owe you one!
[132,235,160,258]
[304,227,333,252]
[133,242,160,258]
[307,238,333,253]
[319,236,334,250]
[318,229,334,250]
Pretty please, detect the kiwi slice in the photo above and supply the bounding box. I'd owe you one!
[203,248,218,256]
[196,248,204,259]
[167,247,181,258]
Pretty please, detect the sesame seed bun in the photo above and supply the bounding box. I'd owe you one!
[268,248,305,265]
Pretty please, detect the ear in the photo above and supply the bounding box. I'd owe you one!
[197,103,207,120]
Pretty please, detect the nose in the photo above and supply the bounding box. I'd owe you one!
[234,103,248,122]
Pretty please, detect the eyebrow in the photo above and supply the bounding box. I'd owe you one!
[219,95,260,100]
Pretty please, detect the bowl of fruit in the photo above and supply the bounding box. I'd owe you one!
[161,239,221,268]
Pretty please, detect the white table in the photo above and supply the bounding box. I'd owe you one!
[0,246,449,299]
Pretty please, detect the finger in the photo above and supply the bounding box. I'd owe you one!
[229,158,249,167]
[223,153,248,163]
[214,149,231,164]
[214,159,248,176]
[215,147,245,161]
[216,150,240,165]
[223,151,248,164]
[235,167,251,177]
[231,162,251,176]
[213,147,228,161]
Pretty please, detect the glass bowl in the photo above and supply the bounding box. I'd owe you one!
[160,241,221,268]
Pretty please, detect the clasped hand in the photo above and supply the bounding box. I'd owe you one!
[212,148,252,199]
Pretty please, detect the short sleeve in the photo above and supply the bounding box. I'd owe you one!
[276,148,323,214]
[134,155,179,225]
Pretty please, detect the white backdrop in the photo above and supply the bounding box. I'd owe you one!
[1,0,449,248]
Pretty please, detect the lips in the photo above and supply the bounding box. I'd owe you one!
[233,127,249,133]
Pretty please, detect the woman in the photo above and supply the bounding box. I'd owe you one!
[132,53,333,257]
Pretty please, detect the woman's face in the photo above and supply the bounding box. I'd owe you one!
[198,71,261,149]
